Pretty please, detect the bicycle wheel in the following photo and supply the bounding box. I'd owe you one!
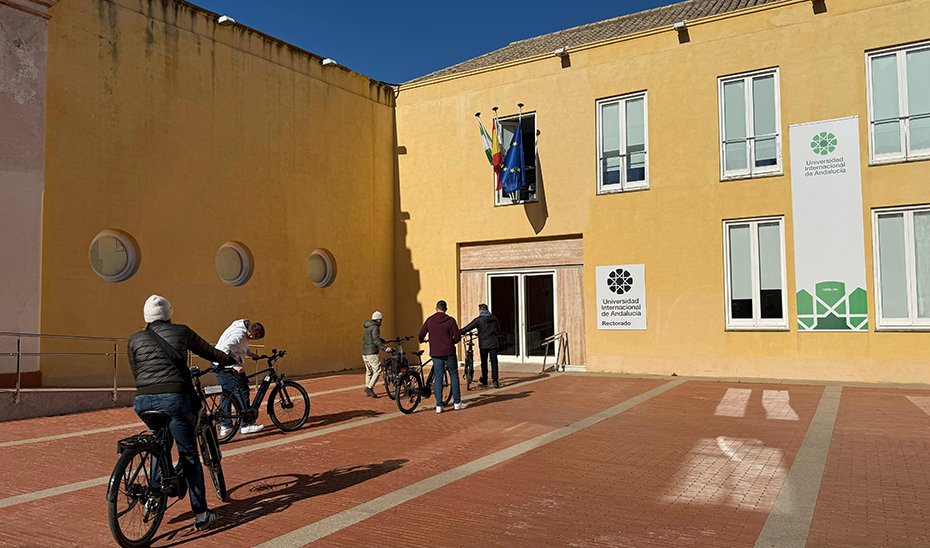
[441,368,453,406]
[198,424,227,501]
[383,359,397,401]
[204,388,241,444]
[395,373,421,414]
[107,447,167,547]
[463,357,474,391]
[268,380,310,432]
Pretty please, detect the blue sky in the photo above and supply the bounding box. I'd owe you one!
[190,1,679,83]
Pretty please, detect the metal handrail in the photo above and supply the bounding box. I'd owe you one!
[541,332,569,373]
[0,331,126,404]
[0,331,127,342]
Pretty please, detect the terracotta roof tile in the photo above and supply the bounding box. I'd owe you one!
[406,0,783,84]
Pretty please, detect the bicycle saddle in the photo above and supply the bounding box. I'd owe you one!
[139,410,171,429]
[413,350,425,356]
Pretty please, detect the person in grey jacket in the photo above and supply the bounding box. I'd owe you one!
[361,311,393,397]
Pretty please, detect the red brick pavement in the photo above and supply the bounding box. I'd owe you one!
[807,387,930,548]
[0,374,366,497]
[0,373,359,443]
[321,382,823,548]
[0,374,660,546]
[2,376,930,547]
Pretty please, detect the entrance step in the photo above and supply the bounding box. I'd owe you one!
[0,388,135,422]
[497,362,586,374]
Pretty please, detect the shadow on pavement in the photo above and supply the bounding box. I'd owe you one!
[466,391,534,409]
[155,459,408,546]
[222,409,384,446]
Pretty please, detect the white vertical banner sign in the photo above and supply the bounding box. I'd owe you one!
[789,116,868,331]
[596,264,646,329]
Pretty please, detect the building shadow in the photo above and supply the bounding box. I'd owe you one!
[392,110,425,337]
[523,135,548,234]
[155,459,407,545]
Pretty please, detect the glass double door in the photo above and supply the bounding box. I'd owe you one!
[488,271,556,362]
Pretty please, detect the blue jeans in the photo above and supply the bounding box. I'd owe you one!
[431,355,461,406]
[216,369,252,427]
[134,393,208,514]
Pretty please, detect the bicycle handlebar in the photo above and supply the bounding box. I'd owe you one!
[252,349,287,362]
[383,335,415,344]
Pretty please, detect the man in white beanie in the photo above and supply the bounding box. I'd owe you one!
[127,294,237,532]
[361,311,392,397]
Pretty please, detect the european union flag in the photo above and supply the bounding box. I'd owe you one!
[499,121,525,195]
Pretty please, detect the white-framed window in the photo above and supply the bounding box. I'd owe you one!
[872,205,930,329]
[718,68,782,180]
[867,41,930,164]
[596,91,648,194]
[723,217,788,329]
[495,112,537,206]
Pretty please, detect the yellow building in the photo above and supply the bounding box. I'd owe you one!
[1,0,928,387]
[2,0,396,387]
[393,0,930,383]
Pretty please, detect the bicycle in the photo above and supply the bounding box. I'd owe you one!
[204,349,310,444]
[381,336,415,401]
[107,365,225,547]
[394,346,453,414]
[461,332,477,391]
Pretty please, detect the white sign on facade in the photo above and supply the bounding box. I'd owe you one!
[596,264,646,330]
[789,116,868,331]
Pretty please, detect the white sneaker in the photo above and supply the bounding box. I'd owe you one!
[454,402,467,411]
[240,424,264,434]
[435,406,443,414]
[218,426,232,438]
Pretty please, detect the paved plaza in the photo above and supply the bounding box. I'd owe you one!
[1,372,929,547]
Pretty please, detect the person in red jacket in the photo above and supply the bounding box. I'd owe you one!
[418,300,465,413]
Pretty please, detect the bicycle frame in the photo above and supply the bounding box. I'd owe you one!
[242,365,280,415]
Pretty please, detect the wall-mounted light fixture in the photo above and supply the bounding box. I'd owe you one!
[217,15,236,25]
[322,58,338,66]
[553,46,568,58]
[673,21,690,44]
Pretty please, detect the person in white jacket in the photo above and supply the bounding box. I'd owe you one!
[215,319,265,437]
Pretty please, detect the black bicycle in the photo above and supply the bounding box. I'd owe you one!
[394,346,453,414]
[204,349,310,444]
[107,365,225,547]
[381,336,415,401]
[461,332,477,391]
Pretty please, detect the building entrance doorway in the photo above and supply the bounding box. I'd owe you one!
[488,271,556,363]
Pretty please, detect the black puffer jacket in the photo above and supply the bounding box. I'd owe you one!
[460,313,501,350]
[128,321,234,395]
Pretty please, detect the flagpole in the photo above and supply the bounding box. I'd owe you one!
[492,107,500,194]
[515,103,524,202]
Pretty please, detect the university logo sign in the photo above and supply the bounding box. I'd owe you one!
[810,131,838,155]
[790,117,867,331]
[606,268,634,295]
[596,264,646,330]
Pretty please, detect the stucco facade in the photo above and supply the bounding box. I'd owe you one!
[37,0,396,386]
[394,0,930,383]
[0,0,55,386]
[2,0,928,388]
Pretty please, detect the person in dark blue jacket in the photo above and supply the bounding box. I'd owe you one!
[460,303,502,388]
